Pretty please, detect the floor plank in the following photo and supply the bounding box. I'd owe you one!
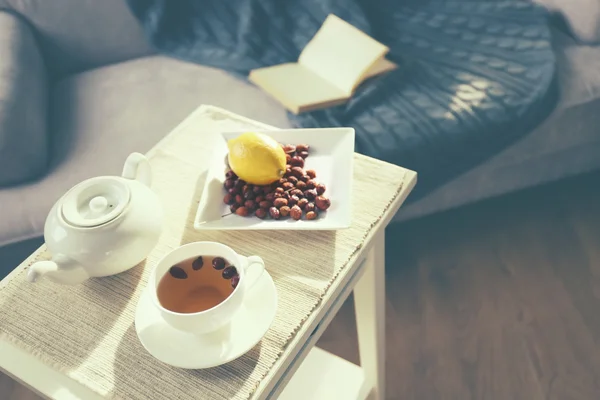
[3,171,600,399]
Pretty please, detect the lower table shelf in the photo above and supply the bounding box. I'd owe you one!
[278,347,370,400]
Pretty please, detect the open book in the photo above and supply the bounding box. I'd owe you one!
[249,14,397,114]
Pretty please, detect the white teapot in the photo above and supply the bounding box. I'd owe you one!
[27,153,163,285]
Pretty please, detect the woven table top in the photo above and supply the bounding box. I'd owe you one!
[0,106,415,400]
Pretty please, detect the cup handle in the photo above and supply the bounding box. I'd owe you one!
[244,256,265,290]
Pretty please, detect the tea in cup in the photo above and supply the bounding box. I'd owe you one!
[148,241,265,334]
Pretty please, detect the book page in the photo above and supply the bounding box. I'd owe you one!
[363,58,397,80]
[298,14,389,96]
[249,63,348,114]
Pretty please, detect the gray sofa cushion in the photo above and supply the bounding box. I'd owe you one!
[0,56,290,247]
[0,11,47,187]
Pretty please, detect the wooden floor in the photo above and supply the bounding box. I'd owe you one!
[318,171,600,400]
[3,171,600,399]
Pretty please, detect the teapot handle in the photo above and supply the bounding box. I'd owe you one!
[122,152,152,187]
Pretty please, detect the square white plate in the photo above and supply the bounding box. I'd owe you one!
[194,127,354,230]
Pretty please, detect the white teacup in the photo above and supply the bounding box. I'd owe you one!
[148,241,265,334]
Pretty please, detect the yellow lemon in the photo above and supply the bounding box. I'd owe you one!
[227,132,287,185]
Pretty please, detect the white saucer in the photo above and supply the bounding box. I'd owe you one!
[134,265,278,369]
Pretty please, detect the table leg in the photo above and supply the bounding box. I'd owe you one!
[354,230,386,400]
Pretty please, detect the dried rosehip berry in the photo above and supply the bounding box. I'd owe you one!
[285,166,292,176]
[235,194,244,205]
[225,170,237,179]
[280,206,291,217]
[305,211,318,220]
[269,207,281,219]
[255,195,265,203]
[286,154,292,163]
[296,144,309,152]
[282,182,294,190]
[306,180,316,189]
[222,266,238,279]
[234,179,245,189]
[259,200,272,209]
[305,202,316,212]
[228,187,238,196]
[235,206,249,217]
[297,198,309,209]
[224,193,234,205]
[304,189,317,200]
[263,186,273,194]
[230,204,240,213]
[306,170,317,179]
[278,178,288,185]
[255,208,268,219]
[289,195,299,206]
[290,156,304,168]
[290,188,304,197]
[282,144,296,154]
[290,205,302,220]
[300,174,310,183]
[287,176,298,185]
[298,151,309,159]
[275,187,285,194]
[169,265,187,279]
[192,257,203,270]
[243,191,255,200]
[265,193,275,202]
[315,195,331,210]
[224,179,235,189]
[212,257,226,270]
[274,198,288,208]
[296,181,307,191]
[291,166,304,178]
[316,183,326,195]
[231,274,240,288]
[253,186,263,194]
[244,200,256,210]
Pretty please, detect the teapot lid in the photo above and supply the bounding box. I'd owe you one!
[60,177,131,228]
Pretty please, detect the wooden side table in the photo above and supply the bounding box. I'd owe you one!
[0,106,416,400]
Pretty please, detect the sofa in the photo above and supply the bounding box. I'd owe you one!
[1,0,600,275]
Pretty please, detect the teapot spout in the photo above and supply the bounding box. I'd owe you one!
[27,255,90,285]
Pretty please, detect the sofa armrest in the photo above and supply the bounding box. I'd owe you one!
[0,11,48,187]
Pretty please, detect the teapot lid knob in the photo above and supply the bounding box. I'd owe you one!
[89,196,109,213]
[60,177,131,228]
